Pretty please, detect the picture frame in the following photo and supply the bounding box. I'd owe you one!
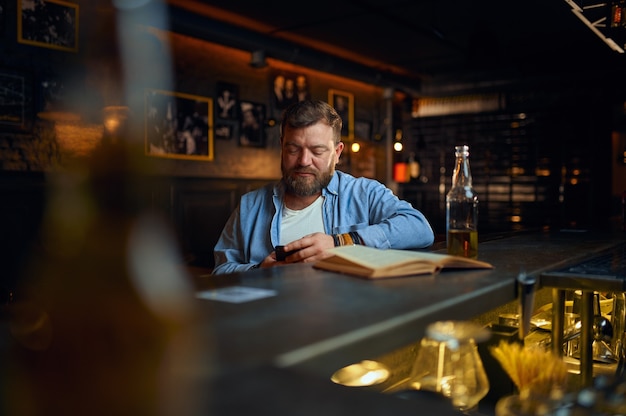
[0,69,31,130]
[269,70,310,112]
[328,89,354,140]
[215,81,239,121]
[144,89,214,161]
[238,101,266,147]
[215,120,238,140]
[17,0,79,53]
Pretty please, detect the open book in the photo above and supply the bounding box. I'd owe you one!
[313,245,493,279]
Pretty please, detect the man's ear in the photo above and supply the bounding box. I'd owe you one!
[335,141,344,162]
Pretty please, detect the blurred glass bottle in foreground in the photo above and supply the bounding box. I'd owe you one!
[622,190,625,232]
[446,145,479,259]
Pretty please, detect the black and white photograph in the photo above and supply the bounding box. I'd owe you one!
[270,70,310,111]
[329,89,354,140]
[0,70,28,129]
[18,0,78,52]
[145,89,214,161]
[238,101,265,147]
[215,82,238,121]
[215,120,237,140]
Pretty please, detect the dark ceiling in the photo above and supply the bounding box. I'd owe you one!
[167,0,626,94]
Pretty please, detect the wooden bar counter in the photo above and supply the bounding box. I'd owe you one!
[189,229,624,414]
[199,231,622,372]
[1,229,624,415]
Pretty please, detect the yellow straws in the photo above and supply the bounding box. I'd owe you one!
[490,341,568,397]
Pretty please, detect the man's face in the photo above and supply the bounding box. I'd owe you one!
[281,123,343,197]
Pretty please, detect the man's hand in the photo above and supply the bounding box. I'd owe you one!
[258,233,335,268]
[280,233,336,263]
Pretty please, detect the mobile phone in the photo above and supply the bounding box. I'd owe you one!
[275,245,298,261]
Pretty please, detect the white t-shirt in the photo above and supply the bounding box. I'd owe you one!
[280,196,325,245]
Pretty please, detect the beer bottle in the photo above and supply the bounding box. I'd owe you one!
[446,145,479,258]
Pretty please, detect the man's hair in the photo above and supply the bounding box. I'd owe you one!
[280,99,342,144]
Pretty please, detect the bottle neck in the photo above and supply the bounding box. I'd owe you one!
[452,155,472,187]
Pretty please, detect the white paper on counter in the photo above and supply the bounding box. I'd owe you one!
[196,286,277,303]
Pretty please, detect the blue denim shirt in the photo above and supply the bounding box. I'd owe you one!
[212,171,434,275]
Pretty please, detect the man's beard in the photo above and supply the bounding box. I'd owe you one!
[282,166,334,197]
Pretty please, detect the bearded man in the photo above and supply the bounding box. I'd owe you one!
[212,100,434,275]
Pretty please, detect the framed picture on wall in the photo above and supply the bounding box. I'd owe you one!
[144,89,214,161]
[17,0,79,53]
[239,101,266,147]
[215,82,239,121]
[0,69,30,130]
[215,120,237,140]
[269,70,311,112]
[328,89,354,140]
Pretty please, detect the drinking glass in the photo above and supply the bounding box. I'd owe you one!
[407,320,490,412]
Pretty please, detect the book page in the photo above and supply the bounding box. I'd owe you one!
[315,245,493,278]
[324,245,429,269]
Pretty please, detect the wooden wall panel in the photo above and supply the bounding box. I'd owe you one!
[171,178,269,268]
